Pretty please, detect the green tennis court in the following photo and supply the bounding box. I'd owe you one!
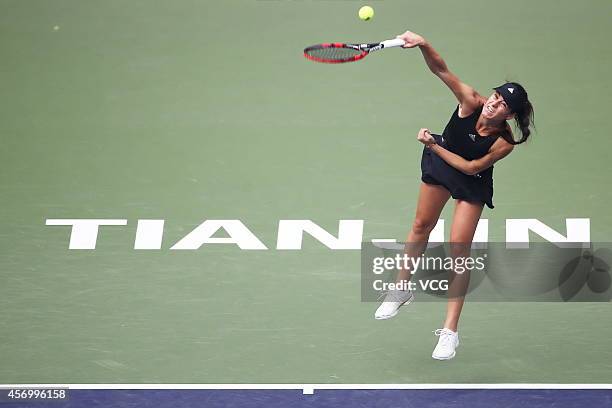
[1,0,611,384]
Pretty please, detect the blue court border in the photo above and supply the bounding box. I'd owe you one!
[2,388,612,408]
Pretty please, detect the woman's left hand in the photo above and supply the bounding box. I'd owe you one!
[417,128,436,146]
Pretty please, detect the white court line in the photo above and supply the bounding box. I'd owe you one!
[2,384,612,394]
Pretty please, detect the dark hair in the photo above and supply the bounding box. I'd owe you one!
[501,82,535,145]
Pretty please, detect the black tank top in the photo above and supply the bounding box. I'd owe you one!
[420,104,500,208]
[442,105,499,180]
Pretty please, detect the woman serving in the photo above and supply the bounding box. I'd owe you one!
[374,30,535,360]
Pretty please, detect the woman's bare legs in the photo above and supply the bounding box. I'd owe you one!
[442,199,484,332]
[395,183,451,284]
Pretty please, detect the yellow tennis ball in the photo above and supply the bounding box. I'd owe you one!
[358,6,374,21]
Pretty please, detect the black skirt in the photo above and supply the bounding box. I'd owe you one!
[420,134,494,209]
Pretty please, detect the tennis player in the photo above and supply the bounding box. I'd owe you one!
[374,30,535,360]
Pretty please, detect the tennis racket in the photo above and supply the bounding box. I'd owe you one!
[303,38,406,64]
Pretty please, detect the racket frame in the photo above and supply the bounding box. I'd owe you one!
[303,38,405,64]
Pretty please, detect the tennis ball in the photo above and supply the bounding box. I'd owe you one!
[358,6,374,21]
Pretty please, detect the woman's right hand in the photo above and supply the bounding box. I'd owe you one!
[396,30,426,48]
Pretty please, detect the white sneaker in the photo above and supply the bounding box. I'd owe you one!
[374,290,414,320]
[432,328,460,360]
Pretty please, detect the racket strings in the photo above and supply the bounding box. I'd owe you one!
[304,46,363,62]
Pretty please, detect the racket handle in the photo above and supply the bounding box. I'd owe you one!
[381,38,406,49]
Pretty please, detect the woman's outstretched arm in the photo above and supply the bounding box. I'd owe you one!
[397,30,483,112]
